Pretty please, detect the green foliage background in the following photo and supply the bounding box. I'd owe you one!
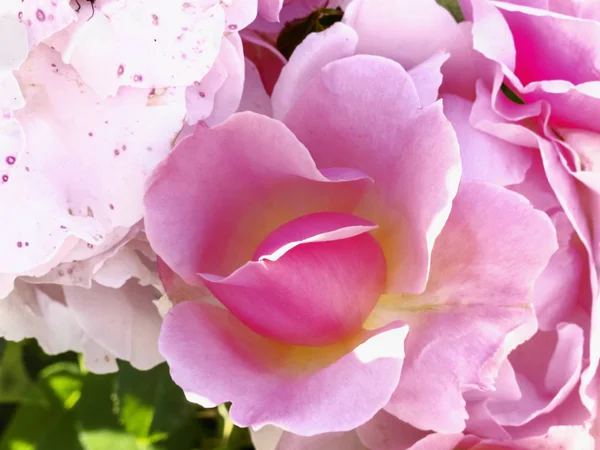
[0,339,254,450]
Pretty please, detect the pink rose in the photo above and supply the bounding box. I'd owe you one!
[144,3,557,436]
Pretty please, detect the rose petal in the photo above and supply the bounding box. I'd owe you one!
[408,52,449,106]
[258,0,284,22]
[0,44,184,275]
[1,0,77,49]
[443,94,533,186]
[64,280,163,370]
[271,22,358,120]
[238,57,273,115]
[342,0,458,69]
[144,112,372,285]
[356,410,430,450]
[284,55,461,294]
[377,182,557,432]
[185,33,245,126]
[159,300,408,435]
[0,281,118,373]
[241,30,286,95]
[222,0,258,31]
[487,323,584,427]
[202,213,385,346]
[46,1,225,97]
[532,212,588,331]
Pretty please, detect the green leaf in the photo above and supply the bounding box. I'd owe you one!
[436,0,465,22]
[74,372,137,450]
[276,6,344,59]
[114,361,196,447]
[0,341,32,404]
[501,83,525,105]
[0,363,84,450]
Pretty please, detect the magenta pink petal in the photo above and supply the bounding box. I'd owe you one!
[494,2,600,86]
[159,301,408,435]
[202,213,385,346]
[144,112,372,286]
[380,181,557,432]
[284,55,461,294]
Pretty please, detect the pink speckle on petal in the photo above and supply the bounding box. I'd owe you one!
[133,74,143,82]
[17,11,23,20]
[88,132,93,137]
[121,145,127,151]
[87,243,94,249]
[16,242,22,248]
[36,9,46,21]
[109,204,115,210]
[48,14,54,21]
[25,242,29,247]
[152,14,159,25]
[117,65,125,76]
[66,268,73,275]
[26,20,32,26]
[6,156,16,165]
[114,149,120,156]
[2,175,8,183]
[199,91,205,97]
[228,24,237,30]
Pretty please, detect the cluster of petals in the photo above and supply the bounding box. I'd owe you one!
[143,0,600,448]
[0,0,286,370]
[2,0,600,447]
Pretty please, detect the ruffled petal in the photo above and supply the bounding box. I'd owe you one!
[160,301,408,435]
[0,44,185,275]
[64,280,163,370]
[376,182,557,432]
[46,1,226,97]
[0,281,118,373]
[443,94,533,186]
